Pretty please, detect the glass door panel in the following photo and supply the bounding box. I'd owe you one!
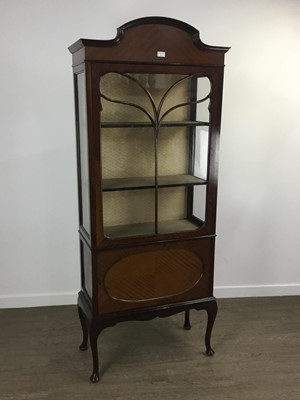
[101,125,155,238]
[103,189,155,238]
[99,72,211,238]
[100,72,156,238]
[157,76,211,233]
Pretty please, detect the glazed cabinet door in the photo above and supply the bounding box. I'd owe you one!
[99,71,212,241]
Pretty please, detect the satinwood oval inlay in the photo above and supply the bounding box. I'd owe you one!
[104,249,203,302]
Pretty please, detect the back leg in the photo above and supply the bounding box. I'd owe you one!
[184,309,191,330]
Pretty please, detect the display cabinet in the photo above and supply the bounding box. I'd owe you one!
[69,17,229,382]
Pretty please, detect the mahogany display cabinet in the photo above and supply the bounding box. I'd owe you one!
[69,17,229,382]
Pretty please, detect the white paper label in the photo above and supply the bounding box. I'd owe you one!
[157,51,166,58]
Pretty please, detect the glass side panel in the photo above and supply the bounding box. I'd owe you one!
[194,126,209,180]
[99,73,210,238]
[77,72,90,235]
[193,185,207,222]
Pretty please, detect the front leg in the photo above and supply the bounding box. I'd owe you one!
[204,299,218,356]
[89,320,103,383]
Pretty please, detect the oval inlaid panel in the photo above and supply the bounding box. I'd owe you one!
[104,249,203,302]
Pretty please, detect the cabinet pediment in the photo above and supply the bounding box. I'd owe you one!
[69,17,229,66]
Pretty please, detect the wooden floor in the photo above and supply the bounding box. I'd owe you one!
[0,296,299,400]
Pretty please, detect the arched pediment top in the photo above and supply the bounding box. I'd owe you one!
[119,16,229,53]
[120,16,200,37]
[69,17,229,66]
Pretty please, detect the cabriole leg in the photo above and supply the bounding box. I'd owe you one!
[89,321,102,383]
[205,300,218,356]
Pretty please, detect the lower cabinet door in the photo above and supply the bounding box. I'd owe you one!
[98,237,215,313]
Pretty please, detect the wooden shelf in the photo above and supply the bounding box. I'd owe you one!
[101,120,209,128]
[104,219,202,239]
[103,174,206,191]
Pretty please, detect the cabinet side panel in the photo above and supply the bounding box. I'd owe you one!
[80,240,93,299]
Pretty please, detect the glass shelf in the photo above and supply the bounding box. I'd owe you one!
[101,120,209,128]
[102,174,206,192]
[104,218,202,239]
